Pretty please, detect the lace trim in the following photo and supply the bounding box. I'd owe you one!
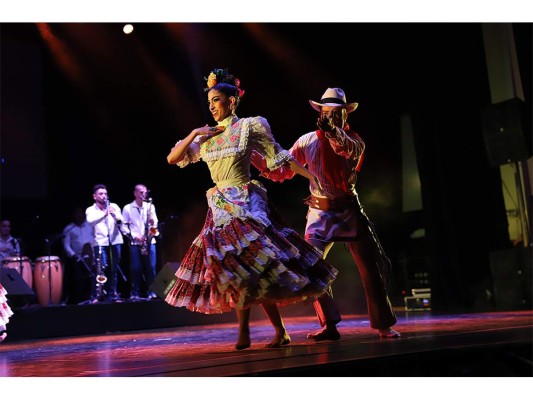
[267,150,292,171]
[201,119,249,162]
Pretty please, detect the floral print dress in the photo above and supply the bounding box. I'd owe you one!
[0,283,13,332]
[165,114,338,313]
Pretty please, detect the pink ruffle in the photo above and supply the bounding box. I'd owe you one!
[166,206,337,314]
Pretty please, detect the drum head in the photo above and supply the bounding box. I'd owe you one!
[3,256,30,263]
[35,255,61,262]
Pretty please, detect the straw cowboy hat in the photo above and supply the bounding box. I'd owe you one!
[309,88,358,113]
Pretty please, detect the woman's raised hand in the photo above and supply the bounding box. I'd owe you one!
[194,124,225,137]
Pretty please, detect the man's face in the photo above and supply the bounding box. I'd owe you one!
[93,189,108,205]
[320,106,347,128]
[135,186,148,201]
[1,221,11,236]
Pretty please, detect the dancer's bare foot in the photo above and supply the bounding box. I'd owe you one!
[235,329,251,350]
[0,331,6,343]
[235,340,251,350]
[265,332,291,348]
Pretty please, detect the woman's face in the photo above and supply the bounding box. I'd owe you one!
[208,89,235,122]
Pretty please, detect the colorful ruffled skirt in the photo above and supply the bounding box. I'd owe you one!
[1,283,14,329]
[165,181,338,314]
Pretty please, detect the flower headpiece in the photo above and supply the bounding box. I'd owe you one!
[204,68,245,98]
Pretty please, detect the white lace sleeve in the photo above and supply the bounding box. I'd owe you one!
[249,116,293,171]
[175,136,203,167]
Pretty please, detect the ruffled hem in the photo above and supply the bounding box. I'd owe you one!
[0,285,14,325]
[165,205,337,314]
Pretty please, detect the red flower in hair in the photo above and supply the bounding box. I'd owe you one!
[204,68,245,98]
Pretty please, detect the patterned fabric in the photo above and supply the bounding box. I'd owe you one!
[0,284,14,327]
[260,126,366,241]
[176,115,293,181]
[202,118,248,161]
[166,182,338,313]
[260,125,365,199]
[166,115,338,314]
[260,125,393,294]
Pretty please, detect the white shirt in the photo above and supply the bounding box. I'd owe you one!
[85,203,125,246]
[62,221,94,257]
[0,236,21,264]
[122,201,158,244]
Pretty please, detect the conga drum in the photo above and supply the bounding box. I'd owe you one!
[2,256,33,289]
[33,256,63,306]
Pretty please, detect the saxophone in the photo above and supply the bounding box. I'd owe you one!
[140,197,158,256]
[95,246,107,299]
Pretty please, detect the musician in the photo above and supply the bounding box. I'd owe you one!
[86,184,126,302]
[0,219,21,265]
[62,206,94,304]
[122,184,159,301]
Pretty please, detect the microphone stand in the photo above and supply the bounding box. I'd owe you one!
[44,238,52,306]
[77,255,93,275]
[105,200,127,300]
[13,238,24,284]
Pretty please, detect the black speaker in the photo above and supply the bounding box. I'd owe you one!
[149,262,180,299]
[491,278,532,309]
[1,267,35,307]
[481,98,531,167]
[490,247,532,309]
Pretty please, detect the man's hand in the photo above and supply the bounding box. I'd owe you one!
[317,114,335,133]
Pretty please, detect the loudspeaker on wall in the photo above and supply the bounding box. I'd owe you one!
[481,98,532,167]
[490,247,532,309]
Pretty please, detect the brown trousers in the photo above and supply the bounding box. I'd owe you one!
[307,212,397,330]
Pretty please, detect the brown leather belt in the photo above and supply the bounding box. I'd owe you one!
[304,195,358,211]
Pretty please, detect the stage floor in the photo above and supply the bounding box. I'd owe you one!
[1,308,532,378]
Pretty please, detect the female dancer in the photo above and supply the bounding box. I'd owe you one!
[165,68,338,350]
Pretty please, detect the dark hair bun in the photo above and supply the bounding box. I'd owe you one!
[206,68,243,91]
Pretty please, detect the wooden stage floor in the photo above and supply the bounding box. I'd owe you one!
[1,306,531,378]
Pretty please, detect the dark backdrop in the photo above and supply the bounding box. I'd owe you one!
[1,23,531,311]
